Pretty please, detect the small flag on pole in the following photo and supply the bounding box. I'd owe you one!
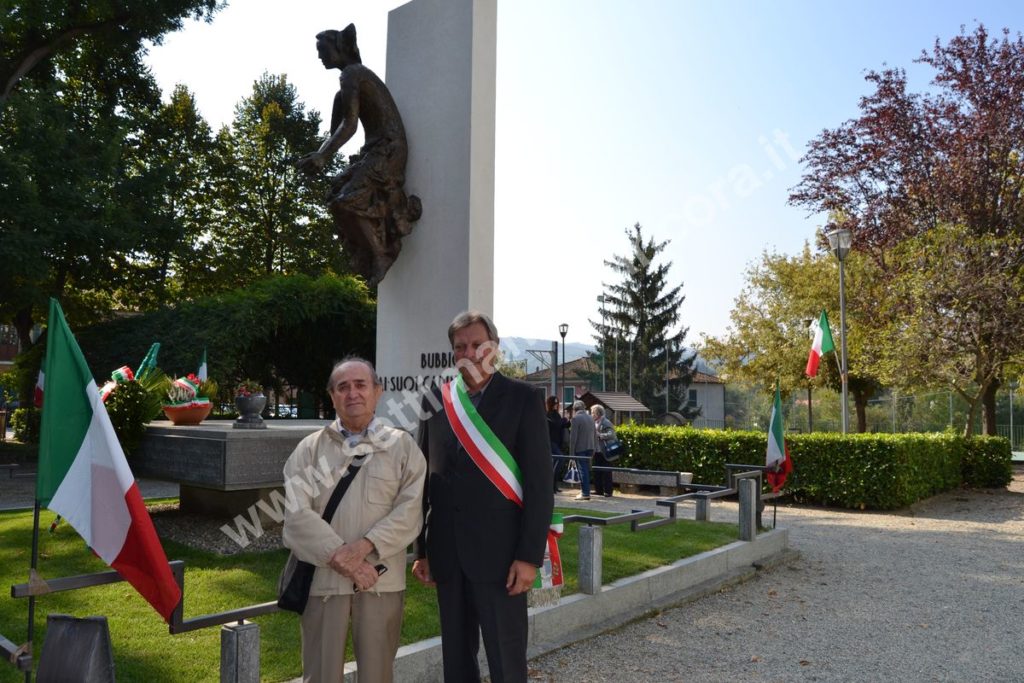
[197,348,208,382]
[765,380,792,492]
[37,299,181,622]
[805,309,836,378]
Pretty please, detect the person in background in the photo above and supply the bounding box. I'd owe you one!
[591,404,616,497]
[568,400,597,501]
[546,395,568,492]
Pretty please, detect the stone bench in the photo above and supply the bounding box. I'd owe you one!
[609,469,694,496]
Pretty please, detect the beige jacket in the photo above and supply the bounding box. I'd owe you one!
[281,422,426,595]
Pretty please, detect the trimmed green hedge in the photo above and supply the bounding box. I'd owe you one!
[616,425,1012,510]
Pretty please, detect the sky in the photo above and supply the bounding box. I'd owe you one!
[144,0,1024,348]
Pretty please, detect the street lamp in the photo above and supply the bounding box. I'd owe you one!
[559,323,568,410]
[597,295,607,391]
[827,226,852,434]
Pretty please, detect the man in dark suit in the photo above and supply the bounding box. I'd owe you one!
[413,310,553,683]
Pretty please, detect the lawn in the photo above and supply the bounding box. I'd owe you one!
[0,503,737,682]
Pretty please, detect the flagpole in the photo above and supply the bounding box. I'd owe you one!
[25,501,41,683]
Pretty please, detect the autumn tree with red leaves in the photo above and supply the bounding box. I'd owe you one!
[790,24,1024,436]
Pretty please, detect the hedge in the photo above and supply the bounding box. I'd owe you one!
[615,425,1012,510]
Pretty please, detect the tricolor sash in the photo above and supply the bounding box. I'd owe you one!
[441,376,563,588]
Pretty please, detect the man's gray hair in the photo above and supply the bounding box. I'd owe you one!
[591,404,606,417]
[327,356,382,391]
[448,310,499,346]
[573,400,586,412]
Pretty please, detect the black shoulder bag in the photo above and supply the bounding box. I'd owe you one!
[277,460,365,614]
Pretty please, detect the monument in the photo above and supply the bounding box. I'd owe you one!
[376,0,498,427]
[296,24,422,287]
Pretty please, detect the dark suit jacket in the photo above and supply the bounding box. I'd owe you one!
[417,372,554,583]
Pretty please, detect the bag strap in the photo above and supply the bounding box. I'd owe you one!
[320,453,367,523]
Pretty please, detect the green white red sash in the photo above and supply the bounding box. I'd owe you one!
[441,376,563,588]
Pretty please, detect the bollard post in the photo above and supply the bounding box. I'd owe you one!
[695,496,709,521]
[738,478,757,542]
[578,525,603,595]
[221,620,260,683]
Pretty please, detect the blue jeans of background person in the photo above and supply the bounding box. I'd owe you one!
[574,450,593,497]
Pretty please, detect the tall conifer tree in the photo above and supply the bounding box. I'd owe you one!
[588,224,699,417]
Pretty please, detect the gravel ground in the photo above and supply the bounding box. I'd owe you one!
[530,468,1024,682]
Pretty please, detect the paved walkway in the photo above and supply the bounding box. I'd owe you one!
[0,464,178,511]
[534,468,1024,681]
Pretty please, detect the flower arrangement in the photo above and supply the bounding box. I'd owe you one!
[165,373,217,408]
[235,379,264,397]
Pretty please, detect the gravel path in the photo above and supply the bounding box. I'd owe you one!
[530,468,1024,682]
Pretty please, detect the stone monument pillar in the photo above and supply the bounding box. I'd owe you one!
[376,0,497,428]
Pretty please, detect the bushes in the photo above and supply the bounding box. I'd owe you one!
[959,436,1013,488]
[10,407,40,444]
[616,424,1012,510]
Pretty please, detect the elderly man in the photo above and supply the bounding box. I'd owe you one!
[283,357,426,682]
[413,311,553,682]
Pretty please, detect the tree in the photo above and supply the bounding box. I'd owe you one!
[589,224,699,416]
[212,73,345,282]
[1,0,218,108]
[0,35,166,355]
[700,243,885,433]
[876,225,1024,436]
[789,24,1024,435]
[119,84,221,307]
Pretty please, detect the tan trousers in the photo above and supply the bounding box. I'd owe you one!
[300,591,404,683]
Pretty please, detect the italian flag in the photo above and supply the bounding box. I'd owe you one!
[197,348,208,382]
[36,299,181,622]
[765,380,792,492]
[805,309,835,378]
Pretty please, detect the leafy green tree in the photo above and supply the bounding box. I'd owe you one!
[589,224,699,416]
[0,39,165,353]
[790,25,1024,435]
[212,73,345,282]
[700,243,885,432]
[876,225,1024,436]
[118,84,221,306]
[1,0,218,108]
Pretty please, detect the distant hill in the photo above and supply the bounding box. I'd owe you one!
[500,336,716,376]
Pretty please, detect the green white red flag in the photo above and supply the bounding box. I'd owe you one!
[197,348,208,382]
[765,380,792,492]
[36,299,181,622]
[805,309,836,377]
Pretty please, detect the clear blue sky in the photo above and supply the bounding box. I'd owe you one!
[144,0,1024,347]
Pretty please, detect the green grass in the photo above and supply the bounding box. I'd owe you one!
[0,504,737,682]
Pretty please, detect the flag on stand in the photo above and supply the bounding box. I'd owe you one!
[765,380,792,492]
[197,348,208,382]
[805,309,836,377]
[33,370,44,408]
[36,299,181,622]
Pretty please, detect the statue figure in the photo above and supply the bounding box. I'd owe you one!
[296,24,421,286]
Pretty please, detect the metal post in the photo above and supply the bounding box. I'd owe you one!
[614,335,618,392]
[838,256,849,434]
[549,341,557,399]
[1010,381,1018,451]
[559,324,568,409]
[598,295,606,391]
[665,339,670,414]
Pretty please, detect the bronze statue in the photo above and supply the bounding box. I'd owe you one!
[296,24,421,286]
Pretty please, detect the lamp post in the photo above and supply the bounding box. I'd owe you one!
[1010,380,1019,452]
[827,227,852,434]
[559,323,568,410]
[597,295,607,391]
